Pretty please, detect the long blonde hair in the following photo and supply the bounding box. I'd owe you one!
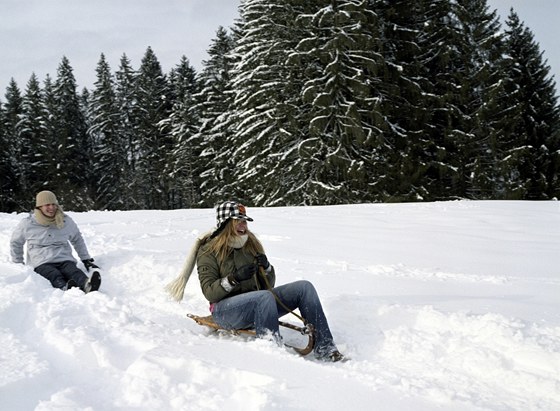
[204,219,264,263]
[165,219,265,301]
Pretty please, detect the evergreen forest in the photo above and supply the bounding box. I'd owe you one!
[1,0,559,212]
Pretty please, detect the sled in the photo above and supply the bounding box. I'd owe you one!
[187,313,315,356]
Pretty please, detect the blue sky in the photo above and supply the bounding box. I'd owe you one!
[0,0,557,95]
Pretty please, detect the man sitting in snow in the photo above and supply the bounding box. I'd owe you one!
[10,190,101,293]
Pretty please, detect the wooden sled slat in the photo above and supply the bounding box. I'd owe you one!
[187,313,315,356]
[187,313,256,336]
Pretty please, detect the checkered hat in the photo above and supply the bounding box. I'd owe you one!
[215,201,253,229]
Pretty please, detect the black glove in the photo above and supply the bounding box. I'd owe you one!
[255,254,270,270]
[229,263,258,284]
[82,258,100,270]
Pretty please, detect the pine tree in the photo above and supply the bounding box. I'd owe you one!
[286,0,387,205]
[223,0,387,205]
[114,53,141,209]
[500,10,560,199]
[0,79,23,211]
[40,75,60,193]
[0,100,11,211]
[79,87,95,199]
[51,56,91,210]
[217,0,302,205]
[223,0,330,206]
[191,26,236,206]
[418,0,466,200]
[374,0,435,201]
[0,101,5,197]
[88,53,127,209]
[450,0,506,199]
[18,73,50,206]
[134,47,174,209]
[162,56,200,208]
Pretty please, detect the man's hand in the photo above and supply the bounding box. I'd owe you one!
[82,258,100,270]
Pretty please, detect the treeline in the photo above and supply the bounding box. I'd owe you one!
[1,0,559,212]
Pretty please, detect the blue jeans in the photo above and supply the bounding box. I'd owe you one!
[212,280,337,357]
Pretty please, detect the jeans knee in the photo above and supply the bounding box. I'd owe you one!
[295,280,317,296]
[299,279,313,289]
[256,290,276,308]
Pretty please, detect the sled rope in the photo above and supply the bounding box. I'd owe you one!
[256,266,316,354]
[185,259,315,355]
[258,266,307,325]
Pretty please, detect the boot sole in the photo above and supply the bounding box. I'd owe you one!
[88,272,101,292]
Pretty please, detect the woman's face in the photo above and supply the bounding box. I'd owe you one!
[233,219,248,236]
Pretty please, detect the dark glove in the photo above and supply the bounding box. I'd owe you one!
[229,263,258,284]
[255,253,270,270]
[82,258,100,270]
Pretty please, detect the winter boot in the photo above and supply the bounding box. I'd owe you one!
[326,350,346,362]
[64,279,79,291]
[83,271,101,293]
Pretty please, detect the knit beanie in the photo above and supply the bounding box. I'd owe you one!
[34,191,64,228]
[35,191,58,208]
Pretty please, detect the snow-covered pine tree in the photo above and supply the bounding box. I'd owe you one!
[134,47,174,209]
[88,54,128,210]
[191,26,236,207]
[219,0,311,206]
[0,101,6,209]
[376,0,435,202]
[18,74,50,207]
[449,0,506,199]
[223,0,387,206]
[288,0,387,205]
[499,10,560,199]
[51,56,91,210]
[415,0,467,200]
[113,54,142,209]
[79,87,94,203]
[161,56,200,209]
[0,79,22,211]
[39,75,62,198]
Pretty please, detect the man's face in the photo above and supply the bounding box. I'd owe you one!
[39,203,57,218]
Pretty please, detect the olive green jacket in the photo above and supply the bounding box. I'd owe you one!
[196,241,276,303]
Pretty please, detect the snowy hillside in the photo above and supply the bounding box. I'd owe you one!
[1,201,559,411]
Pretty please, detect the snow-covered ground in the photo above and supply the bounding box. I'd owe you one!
[1,201,559,411]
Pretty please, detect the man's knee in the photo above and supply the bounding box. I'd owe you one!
[35,264,66,289]
[51,277,67,289]
[59,261,88,286]
[35,263,61,280]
